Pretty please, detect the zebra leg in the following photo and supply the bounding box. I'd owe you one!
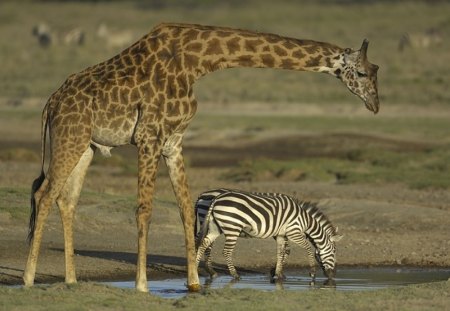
[222,235,240,279]
[272,235,287,282]
[288,232,316,279]
[280,237,291,274]
[282,237,291,267]
[204,244,217,278]
[196,230,220,268]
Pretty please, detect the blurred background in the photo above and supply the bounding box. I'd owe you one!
[1,0,449,105]
[0,0,449,191]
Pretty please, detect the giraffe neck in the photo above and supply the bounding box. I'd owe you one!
[152,24,346,80]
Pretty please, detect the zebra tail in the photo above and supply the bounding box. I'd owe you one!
[197,201,215,248]
[28,102,49,244]
[194,196,205,237]
[194,197,200,248]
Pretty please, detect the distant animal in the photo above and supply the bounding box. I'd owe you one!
[32,23,52,48]
[398,28,443,52]
[32,23,85,47]
[63,28,85,46]
[195,188,342,281]
[96,23,134,49]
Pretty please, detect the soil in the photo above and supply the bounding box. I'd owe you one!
[0,101,449,291]
[1,147,449,287]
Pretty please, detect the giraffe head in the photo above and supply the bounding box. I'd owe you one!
[338,39,379,114]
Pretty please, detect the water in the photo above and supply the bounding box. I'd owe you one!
[105,267,450,299]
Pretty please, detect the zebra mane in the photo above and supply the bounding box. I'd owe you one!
[295,199,338,237]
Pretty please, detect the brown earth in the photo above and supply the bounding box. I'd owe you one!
[1,131,449,287]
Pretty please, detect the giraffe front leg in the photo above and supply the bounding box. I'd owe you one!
[163,135,200,292]
[135,140,162,293]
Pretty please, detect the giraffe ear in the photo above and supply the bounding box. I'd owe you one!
[344,48,358,65]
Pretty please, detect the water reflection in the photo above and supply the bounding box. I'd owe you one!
[202,273,335,292]
[105,267,450,299]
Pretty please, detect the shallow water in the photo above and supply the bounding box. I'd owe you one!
[105,267,450,299]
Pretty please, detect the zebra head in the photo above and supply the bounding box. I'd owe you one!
[313,228,343,279]
[302,202,343,279]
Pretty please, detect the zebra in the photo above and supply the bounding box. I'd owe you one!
[195,188,300,280]
[195,189,342,281]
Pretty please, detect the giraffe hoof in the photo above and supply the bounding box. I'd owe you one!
[136,284,149,293]
[187,283,201,292]
[23,277,34,288]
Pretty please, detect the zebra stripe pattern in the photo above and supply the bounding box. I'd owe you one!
[195,188,342,280]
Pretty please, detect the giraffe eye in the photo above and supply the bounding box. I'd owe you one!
[357,71,368,78]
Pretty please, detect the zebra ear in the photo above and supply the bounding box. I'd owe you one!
[331,234,344,242]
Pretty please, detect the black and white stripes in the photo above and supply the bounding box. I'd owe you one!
[195,188,342,280]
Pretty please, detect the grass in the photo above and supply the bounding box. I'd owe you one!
[1,112,450,189]
[0,187,30,220]
[0,281,449,311]
[223,144,450,190]
[192,114,450,142]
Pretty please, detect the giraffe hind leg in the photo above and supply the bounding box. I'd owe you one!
[56,146,94,284]
[24,142,91,287]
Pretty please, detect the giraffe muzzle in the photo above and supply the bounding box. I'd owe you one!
[365,95,379,114]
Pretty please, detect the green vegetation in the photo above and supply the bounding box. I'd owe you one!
[193,114,450,142]
[223,145,450,189]
[0,187,30,220]
[0,281,449,311]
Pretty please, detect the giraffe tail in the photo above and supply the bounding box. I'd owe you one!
[28,102,50,244]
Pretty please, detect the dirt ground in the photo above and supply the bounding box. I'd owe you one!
[1,135,449,286]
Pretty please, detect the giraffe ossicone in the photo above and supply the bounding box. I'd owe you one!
[23,23,379,293]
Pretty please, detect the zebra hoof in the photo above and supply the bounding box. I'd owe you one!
[271,274,286,283]
[231,274,240,281]
[323,278,336,288]
[209,272,218,279]
[187,283,201,292]
[269,267,276,278]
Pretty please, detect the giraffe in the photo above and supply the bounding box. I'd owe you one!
[23,23,379,293]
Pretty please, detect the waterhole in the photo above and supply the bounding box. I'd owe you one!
[105,267,450,299]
